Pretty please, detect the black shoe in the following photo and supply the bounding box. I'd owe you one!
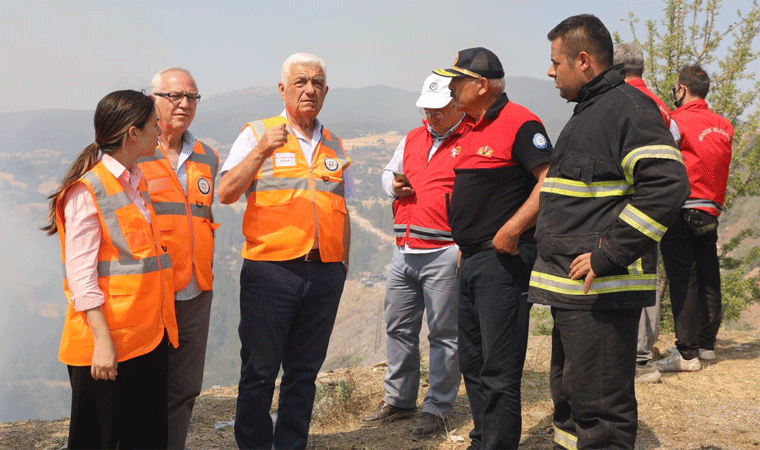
[361,401,416,427]
[411,412,448,439]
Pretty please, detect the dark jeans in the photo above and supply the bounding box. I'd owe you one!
[67,335,169,450]
[551,308,640,450]
[234,259,345,450]
[458,245,534,450]
[660,211,721,359]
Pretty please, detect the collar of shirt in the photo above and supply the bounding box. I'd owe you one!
[426,114,466,142]
[280,110,323,165]
[101,153,143,190]
[176,130,197,171]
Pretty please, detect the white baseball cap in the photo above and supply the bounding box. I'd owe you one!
[415,74,453,109]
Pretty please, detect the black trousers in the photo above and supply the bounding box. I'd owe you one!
[457,245,534,450]
[67,335,169,450]
[550,308,640,450]
[660,211,722,359]
[234,259,345,450]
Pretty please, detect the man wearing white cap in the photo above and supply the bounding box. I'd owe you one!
[361,74,468,438]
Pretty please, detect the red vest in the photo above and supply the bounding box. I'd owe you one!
[627,78,672,127]
[672,99,733,216]
[393,121,466,249]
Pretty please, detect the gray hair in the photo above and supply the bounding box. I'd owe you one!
[613,43,645,77]
[151,67,197,93]
[281,53,326,83]
[488,77,505,94]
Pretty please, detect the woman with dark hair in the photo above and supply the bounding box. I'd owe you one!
[42,90,179,449]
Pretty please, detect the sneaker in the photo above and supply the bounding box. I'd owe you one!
[411,412,449,439]
[656,351,701,372]
[699,348,716,361]
[635,361,661,383]
[361,401,416,427]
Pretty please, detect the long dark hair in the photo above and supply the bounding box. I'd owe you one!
[42,90,155,235]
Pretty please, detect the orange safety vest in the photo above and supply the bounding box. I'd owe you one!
[242,116,351,262]
[138,140,220,291]
[56,162,179,366]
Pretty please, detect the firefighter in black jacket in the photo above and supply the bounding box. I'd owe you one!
[528,15,690,450]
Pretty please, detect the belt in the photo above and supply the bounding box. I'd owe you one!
[459,240,493,256]
[303,249,322,262]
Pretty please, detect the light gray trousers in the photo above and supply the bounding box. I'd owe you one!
[383,245,461,417]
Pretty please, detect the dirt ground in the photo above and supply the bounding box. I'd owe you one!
[2,329,758,450]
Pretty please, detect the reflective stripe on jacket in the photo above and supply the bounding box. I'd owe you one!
[138,140,220,291]
[56,161,179,366]
[242,115,351,262]
[393,123,464,249]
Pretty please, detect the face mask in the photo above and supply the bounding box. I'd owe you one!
[672,86,686,108]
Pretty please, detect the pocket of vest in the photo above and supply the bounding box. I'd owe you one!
[558,152,595,184]
[102,293,148,329]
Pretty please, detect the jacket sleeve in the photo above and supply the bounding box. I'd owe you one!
[590,106,691,275]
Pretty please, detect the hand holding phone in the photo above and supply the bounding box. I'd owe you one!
[392,172,414,197]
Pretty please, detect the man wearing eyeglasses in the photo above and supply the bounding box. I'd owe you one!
[658,65,733,373]
[435,47,552,450]
[218,53,353,450]
[137,67,219,450]
[361,74,467,438]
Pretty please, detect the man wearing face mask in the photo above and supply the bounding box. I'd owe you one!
[658,65,733,373]
[362,74,468,439]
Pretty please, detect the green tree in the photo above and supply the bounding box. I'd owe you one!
[623,0,760,327]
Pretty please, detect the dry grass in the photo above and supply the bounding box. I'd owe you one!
[2,330,759,450]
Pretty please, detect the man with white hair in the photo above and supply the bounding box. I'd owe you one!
[218,53,353,450]
[137,67,219,450]
[361,74,467,438]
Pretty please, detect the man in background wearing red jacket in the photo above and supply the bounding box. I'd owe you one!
[658,65,733,372]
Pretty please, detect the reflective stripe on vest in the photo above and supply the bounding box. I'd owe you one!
[683,199,723,213]
[394,224,454,242]
[529,270,656,295]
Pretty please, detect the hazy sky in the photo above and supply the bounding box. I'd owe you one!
[2,0,755,113]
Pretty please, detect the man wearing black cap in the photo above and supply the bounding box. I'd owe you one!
[529,15,689,449]
[435,47,552,450]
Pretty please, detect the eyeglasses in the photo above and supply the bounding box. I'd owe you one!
[154,92,201,104]
[420,108,444,120]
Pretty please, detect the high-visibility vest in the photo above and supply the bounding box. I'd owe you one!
[242,116,351,262]
[393,123,465,249]
[56,161,178,366]
[138,140,220,291]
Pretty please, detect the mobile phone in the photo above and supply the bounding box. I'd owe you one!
[393,172,411,186]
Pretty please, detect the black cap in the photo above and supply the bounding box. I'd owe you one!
[433,47,505,79]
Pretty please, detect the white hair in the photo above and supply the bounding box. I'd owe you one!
[488,77,505,93]
[151,67,197,93]
[281,53,326,83]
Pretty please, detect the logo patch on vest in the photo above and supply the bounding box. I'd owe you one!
[532,133,548,149]
[197,177,211,195]
[476,146,493,157]
[451,146,461,157]
[323,158,340,172]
